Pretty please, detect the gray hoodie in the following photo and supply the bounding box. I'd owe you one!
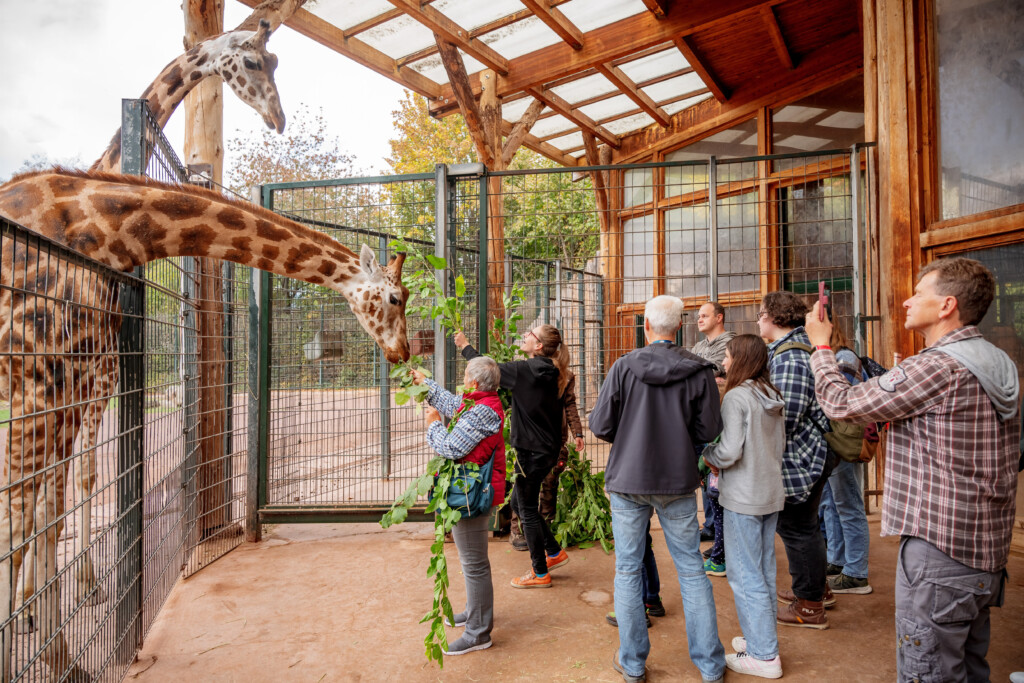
[933,335,1020,422]
[702,380,787,516]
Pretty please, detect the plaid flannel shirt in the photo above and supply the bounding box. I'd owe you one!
[767,327,830,503]
[423,379,502,461]
[810,326,1021,572]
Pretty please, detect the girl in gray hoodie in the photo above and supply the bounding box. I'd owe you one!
[703,334,786,679]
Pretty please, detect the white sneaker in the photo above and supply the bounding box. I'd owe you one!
[725,652,783,679]
[731,636,747,653]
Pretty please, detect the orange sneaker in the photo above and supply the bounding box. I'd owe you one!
[546,549,570,571]
[510,571,552,589]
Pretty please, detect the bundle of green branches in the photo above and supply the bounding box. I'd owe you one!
[551,443,614,552]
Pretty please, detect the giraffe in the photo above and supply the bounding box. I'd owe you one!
[0,168,411,681]
[13,17,293,618]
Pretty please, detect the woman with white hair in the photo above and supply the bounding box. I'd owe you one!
[411,356,506,655]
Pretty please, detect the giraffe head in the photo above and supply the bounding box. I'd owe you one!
[215,19,286,133]
[348,245,411,364]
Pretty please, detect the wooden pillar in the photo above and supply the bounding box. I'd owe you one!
[184,0,229,537]
[872,0,927,363]
[481,70,507,323]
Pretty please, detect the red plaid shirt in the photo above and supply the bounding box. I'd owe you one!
[810,327,1020,572]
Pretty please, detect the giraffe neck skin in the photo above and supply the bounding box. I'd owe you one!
[0,169,409,362]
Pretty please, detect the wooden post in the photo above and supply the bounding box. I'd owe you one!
[481,70,507,324]
[184,1,229,538]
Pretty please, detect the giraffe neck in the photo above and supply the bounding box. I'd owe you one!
[0,170,370,303]
[90,35,231,173]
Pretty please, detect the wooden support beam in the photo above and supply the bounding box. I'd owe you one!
[760,5,794,69]
[597,63,671,126]
[236,0,441,99]
[480,69,502,167]
[672,35,729,102]
[526,86,621,148]
[387,0,509,75]
[520,0,584,50]
[500,120,580,167]
[640,0,669,18]
[430,0,783,116]
[502,99,545,166]
[436,38,495,168]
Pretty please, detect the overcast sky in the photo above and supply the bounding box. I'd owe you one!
[0,0,408,181]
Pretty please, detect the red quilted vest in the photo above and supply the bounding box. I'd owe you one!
[454,390,506,504]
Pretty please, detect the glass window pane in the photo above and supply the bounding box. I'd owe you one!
[716,193,758,293]
[623,214,655,303]
[666,205,709,299]
[664,118,757,192]
[937,0,1024,219]
[623,168,653,208]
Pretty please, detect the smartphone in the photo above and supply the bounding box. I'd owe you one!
[818,281,829,321]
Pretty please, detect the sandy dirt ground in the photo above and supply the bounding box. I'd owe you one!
[125,515,1024,682]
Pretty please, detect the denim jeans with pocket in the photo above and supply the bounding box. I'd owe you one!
[723,509,779,660]
[820,460,870,578]
[610,492,725,681]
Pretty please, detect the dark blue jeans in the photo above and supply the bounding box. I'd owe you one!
[641,520,661,604]
[707,491,725,564]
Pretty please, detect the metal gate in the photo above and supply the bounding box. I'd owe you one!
[253,145,878,525]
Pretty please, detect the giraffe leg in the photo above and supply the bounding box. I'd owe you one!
[73,385,109,606]
[0,492,29,683]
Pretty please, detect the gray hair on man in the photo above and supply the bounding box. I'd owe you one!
[465,356,501,392]
[645,295,684,337]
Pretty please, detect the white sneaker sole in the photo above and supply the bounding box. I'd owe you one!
[443,639,492,656]
[726,654,783,679]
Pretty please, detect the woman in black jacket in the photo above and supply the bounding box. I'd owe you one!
[455,324,572,588]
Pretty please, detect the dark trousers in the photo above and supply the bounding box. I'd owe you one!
[511,449,562,576]
[641,520,661,603]
[511,444,567,535]
[701,486,715,533]
[706,491,725,564]
[776,453,836,601]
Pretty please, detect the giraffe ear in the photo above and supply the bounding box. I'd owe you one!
[360,244,382,279]
[243,18,274,49]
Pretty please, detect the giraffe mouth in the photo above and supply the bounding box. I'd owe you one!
[264,110,286,134]
[385,345,410,364]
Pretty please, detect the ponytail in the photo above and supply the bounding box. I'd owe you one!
[535,324,571,397]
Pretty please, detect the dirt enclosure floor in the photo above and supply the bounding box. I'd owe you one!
[126,515,1024,683]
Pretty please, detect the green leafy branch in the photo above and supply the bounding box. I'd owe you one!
[551,443,614,553]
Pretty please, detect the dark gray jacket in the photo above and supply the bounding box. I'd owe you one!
[589,342,722,495]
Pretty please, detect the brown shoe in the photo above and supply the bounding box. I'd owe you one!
[777,598,829,629]
[777,585,836,609]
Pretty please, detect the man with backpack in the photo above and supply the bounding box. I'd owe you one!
[805,257,1020,683]
[757,291,837,630]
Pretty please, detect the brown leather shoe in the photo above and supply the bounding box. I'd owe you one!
[777,585,836,609]
[777,598,829,629]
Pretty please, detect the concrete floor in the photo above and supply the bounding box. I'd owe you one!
[125,516,1024,682]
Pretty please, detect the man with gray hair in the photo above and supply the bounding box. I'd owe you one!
[590,295,726,683]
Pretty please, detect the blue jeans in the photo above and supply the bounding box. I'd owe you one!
[819,460,870,578]
[723,510,779,660]
[610,492,725,681]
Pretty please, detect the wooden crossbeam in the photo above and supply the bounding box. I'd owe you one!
[429,0,779,116]
[672,35,729,101]
[387,0,509,75]
[502,99,546,167]
[640,0,669,18]
[500,120,579,166]
[436,38,495,167]
[236,0,441,99]
[520,0,584,50]
[760,5,794,69]
[596,63,670,126]
[526,86,621,148]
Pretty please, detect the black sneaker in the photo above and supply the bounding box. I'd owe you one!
[828,573,873,594]
[605,611,651,628]
[644,598,666,617]
[702,547,714,560]
[700,528,714,542]
[442,635,492,656]
[825,563,844,578]
[444,611,467,628]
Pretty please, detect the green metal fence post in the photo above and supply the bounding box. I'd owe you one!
[379,235,392,479]
[116,98,145,663]
[577,272,587,414]
[544,262,551,324]
[246,186,272,541]
[477,172,489,354]
[433,164,449,390]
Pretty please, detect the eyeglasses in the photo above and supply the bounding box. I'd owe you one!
[523,330,537,341]
[756,310,768,321]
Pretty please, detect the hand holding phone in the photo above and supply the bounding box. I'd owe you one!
[818,281,829,321]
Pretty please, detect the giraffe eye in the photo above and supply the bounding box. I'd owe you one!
[389,294,400,306]
[243,58,262,71]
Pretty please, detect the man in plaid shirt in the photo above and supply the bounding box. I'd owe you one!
[758,291,837,630]
[805,257,1020,682]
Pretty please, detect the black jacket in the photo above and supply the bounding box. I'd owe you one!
[462,345,564,474]
[589,342,722,495]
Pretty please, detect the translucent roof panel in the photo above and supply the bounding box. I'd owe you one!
[558,0,648,33]
[306,0,395,32]
[604,112,656,135]
[478,15,564,61]
[643,72,708,103]
[618,49,691,84]
[409,51,487,86]
[435,0,525,32]
[548,130,585,151]
[360,14,437,60]
[529,115,578,139]
[550,73,619,106]
[501,97,535,123]
[663,93,714,116]
[578,94,637,122]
